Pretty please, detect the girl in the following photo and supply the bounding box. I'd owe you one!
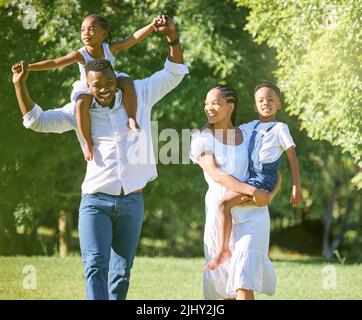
[25,14,160,160]
[206,81,303,270]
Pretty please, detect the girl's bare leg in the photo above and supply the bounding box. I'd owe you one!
[76,94,95,161]
[117,76,140,131]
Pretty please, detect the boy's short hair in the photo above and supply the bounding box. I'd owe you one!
[254,81,282,101]
[85,59,114,75]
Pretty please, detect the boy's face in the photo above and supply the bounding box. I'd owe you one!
[86,68,117,106]
[254,87,281,120]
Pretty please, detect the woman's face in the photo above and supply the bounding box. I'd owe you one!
[204,88,234,124]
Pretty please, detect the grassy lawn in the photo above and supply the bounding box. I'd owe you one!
[0,255,361,300]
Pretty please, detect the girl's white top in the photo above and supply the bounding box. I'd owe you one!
[78,42,116,83]
[71,43,121,102]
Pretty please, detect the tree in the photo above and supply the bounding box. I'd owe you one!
[0,0,275,256]
[236,0,362,188]
[1,0,360,259]
[236,0,362,259]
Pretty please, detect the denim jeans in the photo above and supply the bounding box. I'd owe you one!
[247,121,281,192]
[78,191,144,300]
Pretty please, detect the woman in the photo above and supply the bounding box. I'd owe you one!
[190,85,280,300]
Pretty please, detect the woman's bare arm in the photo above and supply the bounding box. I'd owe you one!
[197,152,269,206]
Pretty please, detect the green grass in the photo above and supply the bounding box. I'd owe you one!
[0,255,361,300]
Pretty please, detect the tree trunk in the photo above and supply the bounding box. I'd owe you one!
[58,210,72,258]
[322,183,338,260]
[322,182,355,261]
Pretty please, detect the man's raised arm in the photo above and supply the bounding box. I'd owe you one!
[12,60,76,133]
[133,15,188,110]
[156,15,184,64]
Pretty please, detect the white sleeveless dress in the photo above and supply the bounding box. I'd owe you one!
[190,127,276,299]
[70,42,127,101]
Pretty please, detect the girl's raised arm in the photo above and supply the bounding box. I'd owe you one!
[109,19,157,56]
[28,50,84,71]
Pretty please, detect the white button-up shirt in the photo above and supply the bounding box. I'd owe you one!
[23,59,189,195]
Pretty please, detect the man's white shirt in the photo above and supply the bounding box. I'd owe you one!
[23,59,189,195]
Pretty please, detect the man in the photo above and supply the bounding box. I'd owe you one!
[12,16,188,300]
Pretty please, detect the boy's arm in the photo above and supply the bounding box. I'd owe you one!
[109,20,155,56]
[286,146,303,205]
[28,50,83,71]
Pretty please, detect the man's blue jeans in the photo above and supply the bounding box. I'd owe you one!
[78,191,144,300]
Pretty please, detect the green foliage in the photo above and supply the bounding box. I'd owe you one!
[236,0,362,188]
[1,0,360,257]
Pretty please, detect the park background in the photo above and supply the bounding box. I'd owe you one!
[0,0,361,299]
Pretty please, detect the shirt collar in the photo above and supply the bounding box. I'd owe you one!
[91,90,123,110]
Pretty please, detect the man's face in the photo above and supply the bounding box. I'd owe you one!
[86,68,117,106]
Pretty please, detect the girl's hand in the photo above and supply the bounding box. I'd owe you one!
[291,185,303,205]
[12,61,29,84]
[154,15,176,37]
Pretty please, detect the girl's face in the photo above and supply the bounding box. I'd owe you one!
[204,88,234,124]
[81,17,107,47]
[254,87,281,121]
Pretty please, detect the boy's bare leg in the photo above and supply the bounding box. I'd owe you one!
[76,94,94,161]
[117,76,140,131]
[206,190,249,270]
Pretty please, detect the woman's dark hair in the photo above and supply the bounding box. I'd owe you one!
[253,80,282,101]
[210,84,238,125]
[85,14,112,44]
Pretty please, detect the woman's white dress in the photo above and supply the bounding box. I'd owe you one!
[190,127,276,299]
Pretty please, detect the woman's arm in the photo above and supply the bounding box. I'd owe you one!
[197,152,270,205]
[28,50,84,71]
[109,20,156,56]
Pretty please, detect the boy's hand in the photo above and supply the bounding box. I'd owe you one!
[12,60,29,84]
[291,185,303,205]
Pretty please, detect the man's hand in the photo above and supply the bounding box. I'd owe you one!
[153,15,177,39]
[12,60,29,84]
